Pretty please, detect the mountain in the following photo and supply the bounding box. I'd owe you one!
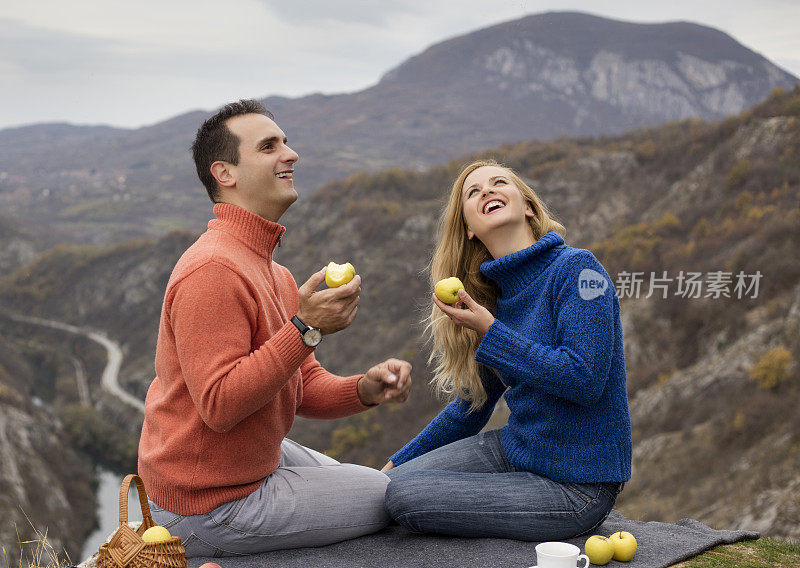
[0,215,39,274]
[0,331,97,566]
[1,88,798,556]
[0,12,796,248]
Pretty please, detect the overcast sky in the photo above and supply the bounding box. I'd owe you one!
[1,1,798,130]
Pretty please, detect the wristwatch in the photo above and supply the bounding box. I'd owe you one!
[291,315,323,347]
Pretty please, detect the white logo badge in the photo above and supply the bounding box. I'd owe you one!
[578,269,608,300]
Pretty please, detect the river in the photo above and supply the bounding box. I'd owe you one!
[81,468,145,560]
[6,314,147,562]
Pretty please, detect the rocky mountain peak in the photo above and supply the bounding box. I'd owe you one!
[380,12,795,122]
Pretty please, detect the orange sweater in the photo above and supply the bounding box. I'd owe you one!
[138,203,368,515]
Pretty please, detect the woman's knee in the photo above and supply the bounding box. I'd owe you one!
[384,471,428,519]
[384,469,454,525]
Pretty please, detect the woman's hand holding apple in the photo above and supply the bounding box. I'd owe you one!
[297,267,361,335]
[433,289,495,336]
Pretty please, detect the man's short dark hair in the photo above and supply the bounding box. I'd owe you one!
[191,99,274,203]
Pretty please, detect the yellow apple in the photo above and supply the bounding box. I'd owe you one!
[434,277,465,304]
[141,525,172,543]
[584,535,615,565]
[325,262,356,288]
[609,531,637,561]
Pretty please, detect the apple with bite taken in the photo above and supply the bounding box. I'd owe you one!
[325,262,355,288]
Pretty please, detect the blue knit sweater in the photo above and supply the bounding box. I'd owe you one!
[390,232,632,483]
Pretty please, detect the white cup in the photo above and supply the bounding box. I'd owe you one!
[533,541,590,568]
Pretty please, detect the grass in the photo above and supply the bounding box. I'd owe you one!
[1,509,71,568]
[675,538,800,567]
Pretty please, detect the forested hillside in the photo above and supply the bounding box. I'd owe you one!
[0,88,798,561]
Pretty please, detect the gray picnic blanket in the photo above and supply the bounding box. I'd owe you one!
[185,510,759,568]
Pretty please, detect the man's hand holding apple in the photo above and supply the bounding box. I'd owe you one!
[297,267,361,334]
[357,358,412,406]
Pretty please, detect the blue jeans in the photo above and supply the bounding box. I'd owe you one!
[384,430,622,541]
[147,438,390,557]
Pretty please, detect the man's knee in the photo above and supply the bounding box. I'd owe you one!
[292,464,391,548]
[340,463,390,497]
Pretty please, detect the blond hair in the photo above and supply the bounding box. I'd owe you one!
[426,160,566,411]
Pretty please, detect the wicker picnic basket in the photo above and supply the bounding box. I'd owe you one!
[97,474,186,568]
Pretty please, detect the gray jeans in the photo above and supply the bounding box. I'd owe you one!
[148,438,391,557]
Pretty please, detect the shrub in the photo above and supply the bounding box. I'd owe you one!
[591,222,662,272]
[655,212,680,231]
[768,87,787,100]
[746,206,766,222]
[56,405,139,471]
[692,218,712,238]
[677,240,696,257]
[327,425,370,459]
[656,369,677,385]
[785,97,800,117]
[749,346,793,390]
[635,140,657,161]
[727,159,751,189]
[735,191,753,210]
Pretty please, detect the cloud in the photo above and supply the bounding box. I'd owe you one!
[257,0,407,26]
[0,3,417,128]
[0,19,124,78]
[1,0,799,128]
[0,0,456,127]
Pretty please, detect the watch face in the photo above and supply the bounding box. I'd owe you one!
[304,328,323,347]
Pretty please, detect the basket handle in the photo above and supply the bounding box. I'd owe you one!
[118,474,155,528]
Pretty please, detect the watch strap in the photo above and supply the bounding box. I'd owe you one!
[291,315,310,334]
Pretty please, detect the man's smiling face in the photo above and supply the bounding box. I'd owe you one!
[220,113,299,221]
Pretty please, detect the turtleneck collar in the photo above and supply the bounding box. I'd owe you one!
[208,203,286,259]
[480,232,566,297]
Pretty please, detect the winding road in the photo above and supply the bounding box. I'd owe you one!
[69,355,91,407]
[8,313,145,413]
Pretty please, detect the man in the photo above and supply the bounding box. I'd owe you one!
[138,99,412,557]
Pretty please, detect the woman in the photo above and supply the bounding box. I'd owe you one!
[381,160,632,541]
